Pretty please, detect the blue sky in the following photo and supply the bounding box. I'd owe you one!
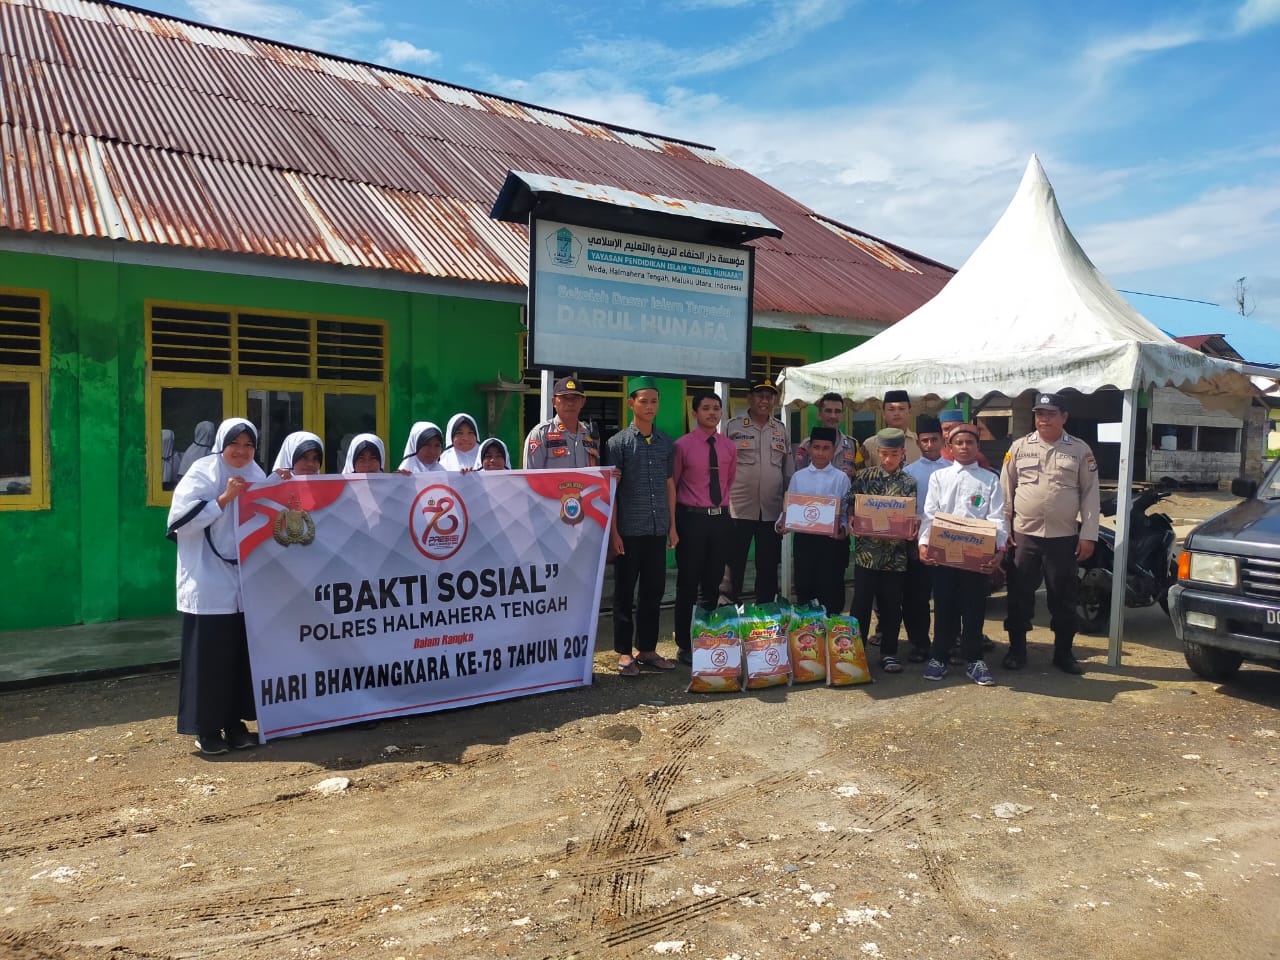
[133,0,1280,335]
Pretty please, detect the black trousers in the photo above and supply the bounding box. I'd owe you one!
[728,518,783,604]
[793,532,847,617]
[1004,534,1079,654]
[613,534,668,655]
[851,565,905,656]
[931,566,989,664]
[177,612,256,736]
[902,552,933,652]
[674,508,732,650]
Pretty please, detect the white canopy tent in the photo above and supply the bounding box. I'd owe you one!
[779,154,1269,665]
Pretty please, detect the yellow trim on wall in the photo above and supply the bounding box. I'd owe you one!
[0,287,50,511]
[145,299,388,506]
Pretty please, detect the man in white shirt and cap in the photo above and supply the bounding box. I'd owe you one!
[901,414,948,662]
[918,422,1006,686]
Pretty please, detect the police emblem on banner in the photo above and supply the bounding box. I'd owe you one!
[272,495,315,546]
[558,481,585,525]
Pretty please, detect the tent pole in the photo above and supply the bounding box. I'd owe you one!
[1107,388,1138,666]
[540,369,554,422]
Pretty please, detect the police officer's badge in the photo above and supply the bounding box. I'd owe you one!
[558,480,585,525]
[273,495,316,546]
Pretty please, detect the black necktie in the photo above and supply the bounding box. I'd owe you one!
[707,435,721,506]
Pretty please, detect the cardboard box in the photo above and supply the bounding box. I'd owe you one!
[926,513,998,571]
[782,492,842,536]
[851,494,918,540]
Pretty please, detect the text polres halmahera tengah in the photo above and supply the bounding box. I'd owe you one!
[300,564,568,642]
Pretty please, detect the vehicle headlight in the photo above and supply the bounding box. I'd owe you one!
[1186,553,1239,587]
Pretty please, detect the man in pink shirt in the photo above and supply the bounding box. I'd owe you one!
[672,391,738,664]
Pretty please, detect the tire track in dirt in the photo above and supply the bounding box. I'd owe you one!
[570,708,725,927]
[0,927,165,959]
[664,766,827,827]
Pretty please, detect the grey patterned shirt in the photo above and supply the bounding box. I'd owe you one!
[605,424,675,537]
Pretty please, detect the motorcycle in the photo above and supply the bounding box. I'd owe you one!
[1076,486,1178,634]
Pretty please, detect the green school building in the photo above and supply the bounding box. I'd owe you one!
[0,0,952,633]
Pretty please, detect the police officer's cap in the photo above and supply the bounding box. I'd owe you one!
[876,427,906,449]
[1032,392,1067,412]
[553,376,586,397]
[749,379,779,395]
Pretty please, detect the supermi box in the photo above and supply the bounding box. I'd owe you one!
[851,494,917,540]
[926,513,997,571]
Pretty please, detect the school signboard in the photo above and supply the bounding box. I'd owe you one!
[528,218,754,381]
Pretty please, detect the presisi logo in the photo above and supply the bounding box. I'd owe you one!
[546,226,582,267]
[410,485,468,561]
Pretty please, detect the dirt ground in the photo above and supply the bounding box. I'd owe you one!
[3,492,1279,960]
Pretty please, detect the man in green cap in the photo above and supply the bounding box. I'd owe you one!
[604,377,678,676]
[847,427,918,674]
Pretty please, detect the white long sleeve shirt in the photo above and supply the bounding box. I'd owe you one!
[920,460,1007,549]
[903,455,949,518]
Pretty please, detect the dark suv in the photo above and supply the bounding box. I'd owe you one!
[1169,457,1280,681]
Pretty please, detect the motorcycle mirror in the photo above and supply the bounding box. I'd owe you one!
[1230,477,1257,499]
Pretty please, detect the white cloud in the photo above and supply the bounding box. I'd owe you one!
[1074,23,1205,94]
[564,0,847,80]
[1236,0,1280,32]
[1082,26,1204,69]
[1080,184,1280,275]
[378,39,440,69]
[182,0,379,56]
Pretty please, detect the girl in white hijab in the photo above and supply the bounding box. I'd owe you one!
[478,438,511,471]
[160,429,179,489]
[272,431,324,478]
[397,421,445,473]
[342,433,386,474]
[439,413,480,471]
[177,420,216,479]
[166,418,266,755]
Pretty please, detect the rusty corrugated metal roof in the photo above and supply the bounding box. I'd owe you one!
[0,0,953,321]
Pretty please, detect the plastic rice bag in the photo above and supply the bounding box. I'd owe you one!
[688,605,743,693]
[739,602,791,690]
[826,614,871,686]
[787,601,827,683]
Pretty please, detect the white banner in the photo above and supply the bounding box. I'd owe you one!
[233,469,615,740]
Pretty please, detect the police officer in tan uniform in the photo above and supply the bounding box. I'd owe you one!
[795,392,865,477]
[523,376,600,469]
[1000,392,1101,674]
[726,379,794,604]
[862,390,920,465]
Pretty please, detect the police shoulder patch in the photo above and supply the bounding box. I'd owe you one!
[1086,455,1097,473]
[1003,450,1012,464]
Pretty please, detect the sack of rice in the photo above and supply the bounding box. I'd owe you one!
[787,601,827,683]
[740,602,791,690]
[826,614,871,686]
[688,605,744,694]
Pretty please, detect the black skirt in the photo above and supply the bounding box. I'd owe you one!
[176,612,257,736]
